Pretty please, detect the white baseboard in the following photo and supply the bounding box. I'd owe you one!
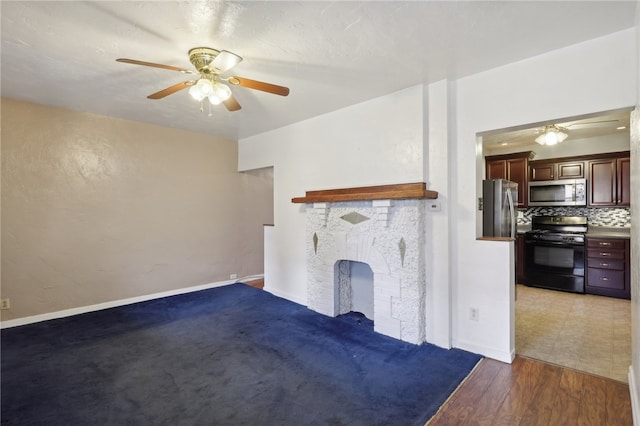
[453,338,513,363]
[630,365,639,426]
[238,274,265,283]
[0,277,264,329]
[263,284,306,306]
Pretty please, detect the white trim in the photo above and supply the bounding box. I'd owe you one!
[454,339,514,364]
[238,274,265,283]
[630,365,640,426]
[0,276,263,329]
[263,285,306,306]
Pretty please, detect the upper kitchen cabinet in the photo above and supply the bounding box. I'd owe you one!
[588,153,630,206]
[617,157,631,205]
[485,151,534,207]
[529,160,585,181]
[529,162,555,181]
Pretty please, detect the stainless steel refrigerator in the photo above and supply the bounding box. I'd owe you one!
[482,179,518,238]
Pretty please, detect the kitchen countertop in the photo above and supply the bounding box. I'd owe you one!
[585,226,631,239]
[517,224,531,234]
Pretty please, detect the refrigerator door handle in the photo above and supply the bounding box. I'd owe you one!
[506,184,516,239]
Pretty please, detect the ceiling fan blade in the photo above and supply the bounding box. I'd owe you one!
[211,50,243,74]
[566,120,618,128]
[223,95,242,111]
[227,76,290,96]
[116,58,194,74]
[147,80,196,99]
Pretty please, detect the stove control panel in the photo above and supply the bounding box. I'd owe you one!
[526,232,585,244]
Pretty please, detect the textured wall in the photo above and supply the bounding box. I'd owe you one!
[1,98,273,320]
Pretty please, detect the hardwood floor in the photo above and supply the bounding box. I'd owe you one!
[243,278,264,289]
[427,356,633,425]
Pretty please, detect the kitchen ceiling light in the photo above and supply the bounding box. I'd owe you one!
[535,125,568,146]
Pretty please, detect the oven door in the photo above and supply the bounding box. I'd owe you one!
[524,239,585,293]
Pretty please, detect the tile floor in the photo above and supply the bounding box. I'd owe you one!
[515,284,631,383]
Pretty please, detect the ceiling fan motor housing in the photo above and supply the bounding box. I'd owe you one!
[188,47,220,74]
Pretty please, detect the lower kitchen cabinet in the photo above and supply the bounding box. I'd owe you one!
[585,237,630,299]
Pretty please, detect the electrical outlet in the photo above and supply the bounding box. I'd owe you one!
[0,298,10,310]
[470,307,479,321]
[230,274,237,280]
[427,200,441,212]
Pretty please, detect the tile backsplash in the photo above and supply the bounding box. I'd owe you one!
[518,207,631,228]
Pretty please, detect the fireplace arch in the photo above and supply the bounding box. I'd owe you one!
[335,260,374,319]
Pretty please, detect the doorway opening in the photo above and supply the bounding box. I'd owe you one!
[480,107,633,382]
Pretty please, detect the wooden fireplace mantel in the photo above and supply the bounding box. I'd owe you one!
[291,182,438,203]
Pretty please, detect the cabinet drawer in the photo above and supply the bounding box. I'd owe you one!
[587,269,625,290]
[587,258,625,270]
[587,239,625,250]
[587,249,625,260]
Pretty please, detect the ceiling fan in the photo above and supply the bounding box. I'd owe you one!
[116,47,290,112]
[531,119,621,145]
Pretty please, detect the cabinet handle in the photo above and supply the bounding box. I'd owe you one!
[601,263,609,267]
[601,277,609,281]
[600,253,611,256]
[599,242,611,246]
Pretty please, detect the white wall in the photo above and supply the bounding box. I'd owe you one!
[630,107,639,426]
[423,80,454,348]
[629,2,640,423]
[239,27,637,364]
[239,86,425,303]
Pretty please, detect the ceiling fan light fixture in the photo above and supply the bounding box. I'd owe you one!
[116,46,289,112]
[535,125,568,146]
[189,84,206,101]
[189,78,213,100]
[196,78,214,96]
[207,82,232,105]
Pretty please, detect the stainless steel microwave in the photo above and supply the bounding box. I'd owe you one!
[528,179,587,206]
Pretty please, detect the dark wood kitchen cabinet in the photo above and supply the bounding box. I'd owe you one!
[588,156,630,206]
[529,162,555,181]
[485,151,534,207]
[585,238,630,299]
[529,160,584,181]
[558,161,585,179]
[617,157,631,205]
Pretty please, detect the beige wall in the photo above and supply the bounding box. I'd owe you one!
[1,98,273,321]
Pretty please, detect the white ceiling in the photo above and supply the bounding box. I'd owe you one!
[1,1,637,141]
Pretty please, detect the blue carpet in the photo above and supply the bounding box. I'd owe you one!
[1,283,481,425]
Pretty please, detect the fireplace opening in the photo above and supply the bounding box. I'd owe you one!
[334,260,374,320]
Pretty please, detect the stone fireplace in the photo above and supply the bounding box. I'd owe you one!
[292,183,438,344]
